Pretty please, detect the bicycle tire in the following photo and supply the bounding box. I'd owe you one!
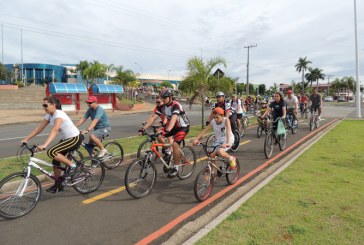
[0,172,41,219]
[309,117,314,131]
[257,125,263,138]
[177,146,197,180]
[125,158,157,199]
[72,157,105,194]
[315,117,320,129]
[68,149,83,162]
[226,159,240,185]
[206,134,216,148]
[194,166,214,202]
[230,130,240,152]
[291,119,298,134]
[137,139,152,158]
[102,142,124,169]
[244,117,249,128]
[278,134,287,151]
[264,131,274,159]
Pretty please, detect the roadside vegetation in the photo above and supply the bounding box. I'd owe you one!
[197,120,364,245]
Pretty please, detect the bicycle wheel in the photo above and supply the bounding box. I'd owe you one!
[230,130,240,152]
[137,139,152,158]
[315,117,320,129]
[278,133,287,151]
[125,158,157,199]
[0,172,41,219]
[309,116,314,131]
[194,166,214,202]
[177,146,197,180]
[264,131,274,159]
[226,159,240,185]
[68,149,83,162]
[206,134,216,147]
[72,157,105,194]
[244,117,249,128]
[257,125,263,138]
[102,142,124,169]
[291,119,298,134]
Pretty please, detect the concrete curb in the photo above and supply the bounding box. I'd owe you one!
[159,119,342,245]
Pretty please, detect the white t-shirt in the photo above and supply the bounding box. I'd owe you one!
[44,110,79,140]
[231,99,243,114]
[284,96,298,109]
[211,117,234,146]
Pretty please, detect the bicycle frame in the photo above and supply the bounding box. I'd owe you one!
[150,142,174,168]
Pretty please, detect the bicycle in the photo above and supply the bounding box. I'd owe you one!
[194,143,240,202]
[309,107,320,131]
[125,131,196,199]
[264,117,287,159]
[137,123,185,158]
[300,103,308,119]
[205,129,240,152]
[256,116,270,138]
[286,112,298,134]
[79,133,124,169]
[0,143,105,219]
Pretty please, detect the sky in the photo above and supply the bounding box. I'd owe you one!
[0,0,363,87]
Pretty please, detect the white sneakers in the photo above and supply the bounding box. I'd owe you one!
[98,149,108,157]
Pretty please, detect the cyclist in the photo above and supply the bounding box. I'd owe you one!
[21,96,82,193]
[260,92,286,130]
[230,94,243,133]
[75,96,111,157]
[156,89,190,177]
[193,107,236,170]
[209,92,237,133]
[284,90,299,122]
[256,100,269,129]
[309,89,322,120]
[299,93,309,115]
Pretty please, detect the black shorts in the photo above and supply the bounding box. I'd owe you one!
[165,126,189,144]
[237,113,243,120]
[47,134,83,166]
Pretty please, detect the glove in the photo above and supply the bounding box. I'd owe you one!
[138,128,145,133]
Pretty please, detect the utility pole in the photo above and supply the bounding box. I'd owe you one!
[326,75,334,96]
[353,0,361,117]
[1,24,3,64]
[21,28,24,85]
[244,44,257,96]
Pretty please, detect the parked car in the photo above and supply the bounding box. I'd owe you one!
[338,96,346,102]
[324,96,334,102]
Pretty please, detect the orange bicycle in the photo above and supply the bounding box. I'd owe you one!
[125,131,196,199]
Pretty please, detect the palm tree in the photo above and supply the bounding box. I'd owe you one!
[295,57,312,93]
[180,56,226,129]
[106,64,115,82]
[113,65,137,99]
[311,68,325,89]
[84,60,107,85]
[76,60,90,85]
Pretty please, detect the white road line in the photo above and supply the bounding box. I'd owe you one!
[0,134,48,141]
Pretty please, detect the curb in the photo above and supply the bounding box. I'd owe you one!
[159,119,341,245]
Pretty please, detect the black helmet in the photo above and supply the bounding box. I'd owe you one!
[160,89,173,98]
[215,91,225,97]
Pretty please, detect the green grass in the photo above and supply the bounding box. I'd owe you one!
[196,120,364,245]
[0,125,209,179]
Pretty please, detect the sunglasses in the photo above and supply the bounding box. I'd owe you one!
[42,104,49,108]
[156,101,162,104]
[86,102,94,105]
[216,96,223,98]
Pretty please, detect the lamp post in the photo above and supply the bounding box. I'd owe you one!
[134,62,143,79]
[353,0,361,117]
[327,75,334,96]
[244,44,257,96]
[167,69,171,80]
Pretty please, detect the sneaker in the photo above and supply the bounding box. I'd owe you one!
[97,149,108,158]
[46,183,64,193]
[229,157,237,170]
[167,166,178,178]
[65,166,78,178]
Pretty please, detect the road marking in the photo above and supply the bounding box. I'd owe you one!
[81,140,251,205]
[135,119,338,245]
[0,134,48,141]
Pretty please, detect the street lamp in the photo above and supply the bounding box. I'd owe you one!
[353,0,361,117]
[134,62,143,79]
[244,44,257,96]
[327,75,334,96]
[167,69,171,80]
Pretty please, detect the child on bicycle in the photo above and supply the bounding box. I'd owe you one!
[193,107,236,170]
[256,100,269,129]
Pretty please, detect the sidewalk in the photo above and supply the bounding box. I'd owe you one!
[0,102,156,126]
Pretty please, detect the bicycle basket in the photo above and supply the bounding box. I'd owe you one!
[16,145,31,165]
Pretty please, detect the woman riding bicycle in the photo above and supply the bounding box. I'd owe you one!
[193,107,236,170]
[21,96,82,193]
[260,92,286,128]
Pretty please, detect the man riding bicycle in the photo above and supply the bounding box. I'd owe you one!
[309,89,322,120]
[75,96,111,157]
[209,92,237,133]
[153,89,190,178]
[284,90,298,122]
[230,94,244,133]
[299,93,309,115]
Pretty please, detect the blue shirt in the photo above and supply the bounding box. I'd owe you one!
[83,106,110,130]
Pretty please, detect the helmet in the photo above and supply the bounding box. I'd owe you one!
[261,100,267,104]
[160,89,173,98]
[215,91,225,97]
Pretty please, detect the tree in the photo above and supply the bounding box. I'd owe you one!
[76,60,90,85]
[112,65,137,99]
[308,68,325,89]
[258,84,266,95]
[295,57,312,93]
[0,63,13,82]
[208,75,235,95]
[106,64,115,82]
[160,81,173,88]
[84,60,107,84]
[180,56,226,129]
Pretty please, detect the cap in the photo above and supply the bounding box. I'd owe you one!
[85,96,98,103]
[286,90,293,94]
[213,107,225,115]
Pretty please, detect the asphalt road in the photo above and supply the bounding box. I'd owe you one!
[0,115,339,245]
